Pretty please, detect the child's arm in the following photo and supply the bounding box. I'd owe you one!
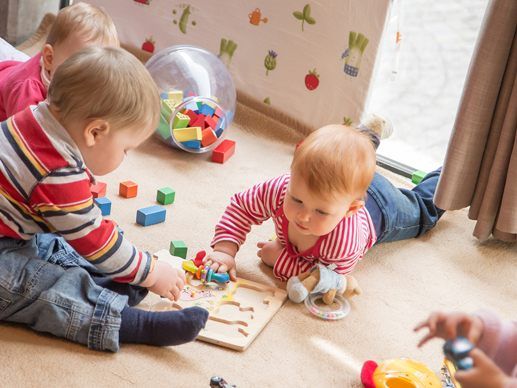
[209,175,289,274]
[29,172,153,286]
[475,310,517,377]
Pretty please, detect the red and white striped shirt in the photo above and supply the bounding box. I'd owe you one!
[212,174,377,281]
[0,103,152,284]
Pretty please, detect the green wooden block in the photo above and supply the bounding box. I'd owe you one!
[156,116,171,139]
[157,187,175,205]
[411,170,427,184]
[173,112,190,129]
[170,240,188,259]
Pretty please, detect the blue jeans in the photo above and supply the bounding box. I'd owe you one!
[0,234,145,351]
[365,168,445,243]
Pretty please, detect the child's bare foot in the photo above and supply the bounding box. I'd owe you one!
[257,239,283,267]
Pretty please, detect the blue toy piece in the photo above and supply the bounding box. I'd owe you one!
[182,140,202,149]
[443,336,474,370]
[94,197,112,216]
[136,205,166,226]
[199,103,215,117]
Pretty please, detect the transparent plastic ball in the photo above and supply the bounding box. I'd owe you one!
[145,45,236,153]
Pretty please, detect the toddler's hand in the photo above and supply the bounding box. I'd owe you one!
[140,260,186,301]
[455,348,510,388]
[205,250,237,281]
[414,311,484,348]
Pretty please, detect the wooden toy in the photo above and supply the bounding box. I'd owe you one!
[157,117,171,139]
[411,170,427,184]
[94,197,111,216]
[119,180,138,198]
[181,140,201,149]
[204,115,217,130]
[161,98,177,119]
[199,103,215,117]
[173,126,202,142]
[214,107,224,118]
[189,114,206,129]
[90,182,107,198]
[136,205,166,226]
[157,187,175,205]
[169,240,188,259]
[173,112,190,129]
[143,250,288,351]
[201,128,218,147]
[168,90,183,105]
[212,139,236,163]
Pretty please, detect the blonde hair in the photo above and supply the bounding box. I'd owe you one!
[48,46,160,133]
[291,125,376,199]
[46,2,119,47]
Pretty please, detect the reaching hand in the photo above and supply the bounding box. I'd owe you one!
[140,260,186,301]
[205,250,237,281]
[414,311,484,348]
[454,348,510,388]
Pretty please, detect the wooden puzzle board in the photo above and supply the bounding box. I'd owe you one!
[137,250,287,351]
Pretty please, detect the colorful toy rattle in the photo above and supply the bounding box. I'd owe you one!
[182,250,230,284]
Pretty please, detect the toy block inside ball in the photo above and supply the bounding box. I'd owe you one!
[173,126,202,142]
[94,197,112,216]
[173,112,190,129]
[157,187,175,205]
[199,103,215,117]
[119,180,138,198]
[136,205,166,226]
[201,127,218,147]
[167,90,183,105]
[157,116,171,139]
[204,115,217,130]
[161,99,178,119]
[212,139,236,164]
[90,181,107,198]
[182,140,201,149]
[169,240,188,259]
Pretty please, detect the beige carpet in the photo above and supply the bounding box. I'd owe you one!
[0,118,516,387]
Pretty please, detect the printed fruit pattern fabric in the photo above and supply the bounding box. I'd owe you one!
[305,69,319,90]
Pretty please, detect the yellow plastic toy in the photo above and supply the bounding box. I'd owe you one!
[361,358,442,387]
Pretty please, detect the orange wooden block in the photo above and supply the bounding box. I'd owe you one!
[201,127,218,147]
[212,139,236,164]
[90,182,107,198]
[119,180,138,198]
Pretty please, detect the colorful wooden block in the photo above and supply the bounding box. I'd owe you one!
[173,127,202,142]
[157,116,171,139]
[90,182,107,198]
[411,170,427,184]
[201,127,218,147]
[136,205,166,226]
[119,180,138,198]
[161,99,177,119]
[157,187,175,205]
[204,115,217,130]
[199,103,215,117]
[94,197,111,216]
[189,114,206,129]
[212,139,236,164]
[160,92,168,99]
[185,101,199,112]
[215,128,224,138]
[169,240,188,259]
[168,90,183,105]
[182,140,201,149]
[173,112,190,129]
[214,107,224,118]
[184,109,198,122]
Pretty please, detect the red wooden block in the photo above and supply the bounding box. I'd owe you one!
[211,139,236,164]
[184,109,197,122]
[204,115,217,130]
[189,114,206,129]
[90,182,107,198]
[214,107,224,118]
[201,127,218,147]
[119,180,138,198]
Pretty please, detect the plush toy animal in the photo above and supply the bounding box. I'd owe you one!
[286,264,361,305]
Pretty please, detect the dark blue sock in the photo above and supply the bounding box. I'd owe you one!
[119,306,209,346]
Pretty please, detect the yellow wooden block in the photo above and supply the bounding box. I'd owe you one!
[173,126,202,142]
[168,90,184,105]
[161,99,178,118]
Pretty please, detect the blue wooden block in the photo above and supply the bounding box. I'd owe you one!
[182,140,201,149]
[94,197,112,216]
[136,205,166,226]
[199,103,215,117]
[216,116,226,131]
[215,128,224,138]
[185,101,199,112]
[160,92,168,99]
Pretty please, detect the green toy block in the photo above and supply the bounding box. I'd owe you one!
[170,240,188,259]
[173,112,190,129]
[156,116,171,139]
[411,170,427,184]
[161,98,178,120]
[157,187,175,205]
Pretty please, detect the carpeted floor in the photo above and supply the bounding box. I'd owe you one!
[0,119,516,387]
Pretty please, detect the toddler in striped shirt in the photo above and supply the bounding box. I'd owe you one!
[0,46,207,352]
[207,124,444,295]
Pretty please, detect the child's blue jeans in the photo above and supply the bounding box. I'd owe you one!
[0,234,146,352]
[366,168,445,243]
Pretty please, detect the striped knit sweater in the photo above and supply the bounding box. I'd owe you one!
[211,174,376,281]
[0,103,152,284]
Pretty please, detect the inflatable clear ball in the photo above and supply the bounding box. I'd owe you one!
[145,45,236,153]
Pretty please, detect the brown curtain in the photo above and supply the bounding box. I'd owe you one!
[434,0,517,242]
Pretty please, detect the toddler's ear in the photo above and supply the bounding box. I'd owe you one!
[346,199,365,217]
[41,44,54,72]
[83,119,111,147]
